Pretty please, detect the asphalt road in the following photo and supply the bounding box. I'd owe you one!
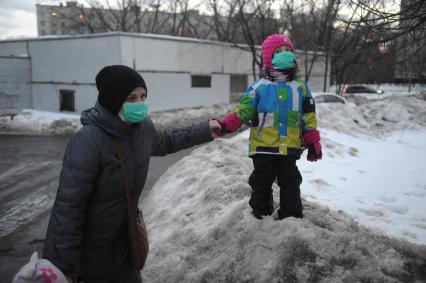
[0,134,195,282]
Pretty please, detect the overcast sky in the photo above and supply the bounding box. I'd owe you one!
[0,0,202,39]
[0,0,399,40]
[1,0,39,39]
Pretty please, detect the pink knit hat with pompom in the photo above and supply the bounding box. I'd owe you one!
[261,34,294,68]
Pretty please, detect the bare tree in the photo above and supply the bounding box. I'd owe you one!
[61,0,199,36]
[339,0,426,83]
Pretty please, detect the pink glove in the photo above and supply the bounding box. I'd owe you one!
[303,129,322,162]
[220,113,242,133]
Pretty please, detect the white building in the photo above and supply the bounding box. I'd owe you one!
[0,32,329,113]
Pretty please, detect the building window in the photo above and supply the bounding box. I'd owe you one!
[40,20,45,26]
[59,89,75,112]
[230,74,247,93]
[191,75,211,88]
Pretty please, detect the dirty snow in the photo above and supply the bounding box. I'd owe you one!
[0,104,237,135]
[141,93,426,282]
[2,90,426,281]
[0,109,81,135]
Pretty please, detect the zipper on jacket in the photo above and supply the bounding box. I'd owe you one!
[257,112,267,137]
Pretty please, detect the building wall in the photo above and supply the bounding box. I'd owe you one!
[141,72,229,112]
[31,84,96,112]
[119,35,253,110]
[119,35,253,74]
[0,33,329,113]
[395,0,426,82]
[28,35,121,112]
[0,41,28,57]
[0,57,32,110]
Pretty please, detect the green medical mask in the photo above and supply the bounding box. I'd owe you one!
[119,102,148,123]
[272,51,296,69]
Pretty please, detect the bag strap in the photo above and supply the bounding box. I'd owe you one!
[113,141,135,218]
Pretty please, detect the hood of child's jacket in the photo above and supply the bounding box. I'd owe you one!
[80,102,133,137]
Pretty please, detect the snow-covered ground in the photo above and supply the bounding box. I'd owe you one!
[329,83,426,94]
[1,92,426,281]
[141,93,426,282]
[0,109,81,135]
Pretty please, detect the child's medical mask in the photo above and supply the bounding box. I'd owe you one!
[119,102,148,123]
[272,51,296,69]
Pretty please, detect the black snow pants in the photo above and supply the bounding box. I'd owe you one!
[248,154,303,219]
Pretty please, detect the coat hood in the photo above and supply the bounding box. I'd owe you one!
[80,102,134,137]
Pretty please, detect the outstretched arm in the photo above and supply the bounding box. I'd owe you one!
[219,80,261,134]
[150,118,214,156]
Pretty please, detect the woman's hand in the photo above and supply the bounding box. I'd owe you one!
[209,119,224,138]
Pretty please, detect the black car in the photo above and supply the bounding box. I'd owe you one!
[341,85,384,95]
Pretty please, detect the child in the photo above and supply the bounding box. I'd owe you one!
[217,34,322,220]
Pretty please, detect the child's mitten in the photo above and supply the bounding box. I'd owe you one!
[303,130,322,162]
[220,113,242,133]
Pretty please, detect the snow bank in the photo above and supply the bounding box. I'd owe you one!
[142,94,426,281]
[329,84,426,94]
[0,103,237,135]
[357,94,426,132]
[316,93,426,136]
[0,109,81,135]
[150,103,237,128]
[301,130,426,245]
[142,132,426,282]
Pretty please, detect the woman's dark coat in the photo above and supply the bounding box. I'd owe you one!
[43,103,213,280]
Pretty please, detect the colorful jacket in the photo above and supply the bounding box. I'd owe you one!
[234,78,317,157]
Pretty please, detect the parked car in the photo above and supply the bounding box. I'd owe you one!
[312,93,348,104]
[341,85,384,96]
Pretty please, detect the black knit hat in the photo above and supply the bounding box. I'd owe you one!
[96,65,147,114]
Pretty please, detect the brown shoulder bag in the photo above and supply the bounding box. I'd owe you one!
[115,142,149,271]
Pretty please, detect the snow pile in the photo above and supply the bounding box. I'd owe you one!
[0,103,237,135]
[315,103,372,137]
[368,84,426,94]
[150,103,237,128]
[142,94,426,281]
[301,130,426,244]
[0,109,81,135]
[329,83,426,94]
[142,132,426,282]
[358,94,426,132]
[315,94,426,136]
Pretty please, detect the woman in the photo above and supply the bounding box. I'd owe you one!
[43,65,222,282]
